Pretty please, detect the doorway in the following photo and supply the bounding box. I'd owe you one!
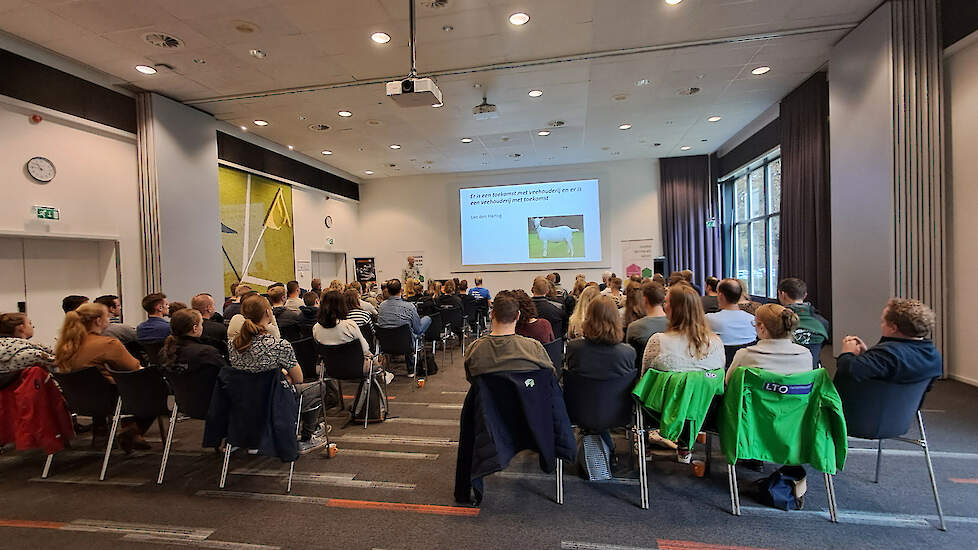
[311,251,348,285]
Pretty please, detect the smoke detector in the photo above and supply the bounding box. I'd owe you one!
[422,0,450,8]
[143,32,183,49]
[307,123,330,132]
[472,96,498,120]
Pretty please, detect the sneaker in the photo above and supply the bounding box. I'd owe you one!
[676,448,692,464]
[406,369,416,378]
[247,449,259,455]
[298,435,328,455]
[384,371,395,385]
[648,429,678,450]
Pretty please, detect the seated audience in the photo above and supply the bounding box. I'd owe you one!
[652,273,667,286]
[417,280,442,317]
[457,279,469,297]
[159,309,226,374]
[438,279,464,312]
[565,296,636,379]
[227,294,281,341]
[268,286,302,332]
[0,313,56,374]
[599,271,612,291]
[570,277,587,299]
[463,294,554,381]
[531,276,567,338]
[625,281,669,357]
[837,298,942,383]
[310,278,323,295]
[377,279,432,377]
[348,282,379,316]
[667,272,685,287]
[706,279,757,346]
[777,277,830,364]
[94,295,136,345]
[601,276,624,307]
[223,284,252,319]
[168,302,187,317]
[642,284,724,374]
[567,285,601,339]
[314,290,372,375]
[191,293,229,343]
[229,295,325,453]
[327,279,345,293]
[513,290,555,344]
[726,304,812,382]
[285,281,303,311]
[344,289,373,331]
[468,277,491,300]
[620,281,646,329]
[61,295,89,313]
[681,269,703,295]
[701,277,720,314]
[736,278,762,315]
[136,293,170,341]
[403,278,421,302]
[298,292,320,331]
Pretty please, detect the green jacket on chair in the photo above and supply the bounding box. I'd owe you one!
[632,368,723,442]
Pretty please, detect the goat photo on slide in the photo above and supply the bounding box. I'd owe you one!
[528,215,585,258]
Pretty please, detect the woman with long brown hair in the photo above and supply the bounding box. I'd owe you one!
[513,290,554,344]
[159,309,226,374]
[642,285,723,374]
[620,281,646,330]
[565,296,635,379]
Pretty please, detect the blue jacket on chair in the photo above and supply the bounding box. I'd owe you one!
[203,368,299,462]
[454,369,576,506]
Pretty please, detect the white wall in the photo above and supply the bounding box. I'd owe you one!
[356,158,660,294]
[292,187,360,287]
[947,32,978,386]
[152,94,223,305]
[829,5,895,353]
[0,95,142,339]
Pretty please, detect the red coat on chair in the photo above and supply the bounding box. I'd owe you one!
[0,367,74,454]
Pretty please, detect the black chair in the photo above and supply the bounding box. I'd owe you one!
[834,374,945,530]
[562,370,647,509]
[317,340,379,429]
[723,342,754,370]
[46,367,118,479]
[157,366,220,484]
[461,294,478,335]
[543,339,564,379]
[106,367,171,480]
[359,323,376,354]
[375,324,424,380]
[140,340,166,366]
[279,323,303,343]
[423,312,447,367]
[124,340,149,365]
[291,337,319,382]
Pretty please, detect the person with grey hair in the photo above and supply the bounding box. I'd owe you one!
[599,271,613,291]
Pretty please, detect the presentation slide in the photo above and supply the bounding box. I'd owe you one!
[460,180,602,265]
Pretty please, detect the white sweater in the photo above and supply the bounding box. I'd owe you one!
[726,337,812,382]
[313,319,370,355]
[642,332,725,373]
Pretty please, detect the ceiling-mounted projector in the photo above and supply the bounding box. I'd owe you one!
[386,77,443,107]
[472,97,498,120]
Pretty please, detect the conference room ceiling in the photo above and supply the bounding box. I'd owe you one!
[0,0,879,179]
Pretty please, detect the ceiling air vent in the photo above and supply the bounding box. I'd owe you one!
[548,120,565,128]
[143,32,184,49]
[307,123,330,132]
[422,0,450,8]
[678,87,701,96]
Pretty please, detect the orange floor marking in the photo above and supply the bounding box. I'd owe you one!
[0,519,66,530]
[950,478,978,484]
[658,540,773,550]
[342,395,396,400]
[326,498,480,517]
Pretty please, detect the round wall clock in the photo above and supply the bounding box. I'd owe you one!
[27,157,56,183]
[324,215,333,228]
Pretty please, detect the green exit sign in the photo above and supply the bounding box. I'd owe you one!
[32,206,60,221]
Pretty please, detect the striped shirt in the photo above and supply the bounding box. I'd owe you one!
[347,308,373,329]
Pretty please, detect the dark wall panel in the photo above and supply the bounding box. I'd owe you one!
[0,49,136,133]
[943,0,978,49]
[717,118,780,178]
[217,132,359,200]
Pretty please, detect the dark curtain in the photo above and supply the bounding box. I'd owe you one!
[779,71,831,321]
[659,155,722,291]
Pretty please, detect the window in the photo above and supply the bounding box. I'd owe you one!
[721,151,781,297]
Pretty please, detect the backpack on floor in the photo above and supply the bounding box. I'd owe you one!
[350,372,389,423]
[755,465,807,511]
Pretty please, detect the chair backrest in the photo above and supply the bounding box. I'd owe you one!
[166,366,220,419]
[543,339,564,372]
[375,324,415,355]
[563,370,636,431]
[279,323,303,343]
[461,294,477,317]
[316,340,366,381]
[834,374,932,439]
[424,312,443,341]
[124,340,149,365]
[440,305,464,331]
[109,367,170,418]
[723,342,754,369]
[53,367,119,417]
[291,337,319,380]
[140,340,166,366]
[359,323,376,353]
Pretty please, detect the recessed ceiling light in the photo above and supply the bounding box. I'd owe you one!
[537,130,551,136]
[135,65,157,75]
[364,170,374,175]
[665,0,683,5]
[287,145,294,150]
[635,79,651,87]
[321,150,333,155]
[389,144,401,149]
[707,115,723,122]
[248,49,267,59]
[618,123,632,130]
[751,66,771,75]
[509,12,530,25]
[528,89,543,98]
[431,102,444,108]
[460,137,473,143]
[370,32,391,44]
[253,119,269,126]
[240,125,247,131]
[680,146,692,151]
[337,110,352,117]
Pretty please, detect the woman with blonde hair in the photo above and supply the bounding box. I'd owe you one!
[570,277,588,299]
[403,278,421,302]
[567,285,601,339]
[726,304,811,382]
[231,294,326,453]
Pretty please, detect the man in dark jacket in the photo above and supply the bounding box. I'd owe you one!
[298,292,320,333]
[531,276,567,337]
[837,298,942,383]
[269,286,302,339]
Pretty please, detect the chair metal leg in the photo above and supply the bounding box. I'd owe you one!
[219,443,231,488]
[157,403,179,485]
[918,411,946,531]
[556,459,564,505]
[874,439,883,483]
[635,406,649,510]
[363,369,371,429]
[728,463,741,516]
[99,397,122,481]
[289,393,302,493]
[41,454,54,479]
[705,433,713,477]
[824,473,838,523]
